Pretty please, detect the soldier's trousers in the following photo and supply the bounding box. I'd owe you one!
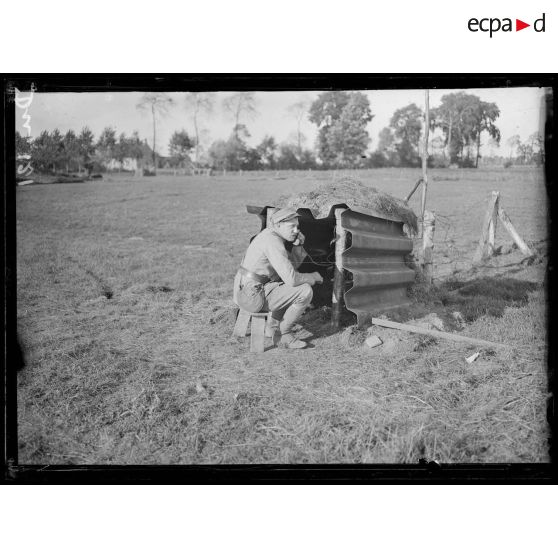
[262,282,313,334]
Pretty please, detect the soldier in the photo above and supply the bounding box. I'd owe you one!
[233,207,323,349]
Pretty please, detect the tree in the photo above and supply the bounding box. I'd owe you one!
[275,143,318,170]
[128,131,147,176]
[208,139,229,172]
[114,133,130,170]
[168,130,194,169]
[136,93,175,172]
[222,93,258,139]
[63,129,80,172]
[372,127,398,166]
[227,124,251,170]
[15,131,32,157]
[472,100,500,167]
[29,129,65,173]
[77,127,95,173]
[286,98,310,156]
[49,129,65,172]
[527,132,544,165]
[506,134,521,162]
[516,140,532,165]
[431,92,500,167]
[389,103,423,167]
[30,130,53,172]
[276,143,300,170]
[184,92,215,165]
[256,135,278,170]
[96,126,117,170]
[308,91,372,167]
[208,125,252,172]
[308,91,350,165]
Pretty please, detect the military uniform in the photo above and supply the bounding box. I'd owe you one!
[233,209,321,347]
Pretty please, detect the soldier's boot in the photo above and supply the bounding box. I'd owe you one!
[273,331,307,350]
[273,302,308,349]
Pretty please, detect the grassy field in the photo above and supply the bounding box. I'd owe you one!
[16,167,550,464]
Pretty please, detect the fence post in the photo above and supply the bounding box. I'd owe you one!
[420,90,430,227]
[487,192,499,255]
[498,207,534,256]
[331,208,347,329]
[473,190,500,264]
[422,210,435,283]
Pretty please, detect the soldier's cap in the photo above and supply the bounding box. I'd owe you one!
[270,207,301,224]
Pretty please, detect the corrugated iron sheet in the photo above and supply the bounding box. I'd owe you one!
[340,209,415,325]
[246,204,415,325]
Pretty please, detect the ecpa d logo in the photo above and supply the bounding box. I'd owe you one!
[468,13,546,37]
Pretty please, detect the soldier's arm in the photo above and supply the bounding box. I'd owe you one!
[289,245,309,270]
[265,238,316,287]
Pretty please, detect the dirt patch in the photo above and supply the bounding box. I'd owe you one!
[273,176,418,233]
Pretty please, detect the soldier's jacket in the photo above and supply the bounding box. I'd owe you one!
[233,228,314,305]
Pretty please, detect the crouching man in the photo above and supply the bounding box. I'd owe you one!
[233,207,323,349]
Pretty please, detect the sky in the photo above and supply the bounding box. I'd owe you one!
[15,87,547,157]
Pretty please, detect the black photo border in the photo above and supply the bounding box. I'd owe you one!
[2,73,557,484]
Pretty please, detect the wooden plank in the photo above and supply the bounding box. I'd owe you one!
[497,207,534,256]
[232,308,251,337]
[331,208,347,329]
[473,191,500,264]
[371,317,509,349]
[250,314,266,353]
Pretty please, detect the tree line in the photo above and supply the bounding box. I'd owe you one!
[15,90,545,175]
[15,127,152,174]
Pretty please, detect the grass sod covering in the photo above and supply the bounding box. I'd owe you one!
[273,176,419,233]
[16,169,549,464]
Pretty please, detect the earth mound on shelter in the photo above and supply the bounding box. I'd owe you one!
[273,176,418,234]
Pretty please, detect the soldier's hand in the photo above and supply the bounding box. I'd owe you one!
[311,271,323,285]
[293,231,305,246]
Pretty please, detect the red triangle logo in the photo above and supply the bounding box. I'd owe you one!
[516,19,530,31]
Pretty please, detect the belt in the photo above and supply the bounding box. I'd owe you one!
[239,266,271,285]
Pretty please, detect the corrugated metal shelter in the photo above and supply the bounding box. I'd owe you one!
[246,203,415,326]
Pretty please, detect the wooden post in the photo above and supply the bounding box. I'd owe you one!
[487,194,499,255]
[420,90,430,227]
[233,309,251,337]
[473,191,500,264]
[331,208,347,329]
[498,207,534,256]
[422,210,435,283]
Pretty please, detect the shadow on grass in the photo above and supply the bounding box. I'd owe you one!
[406,276,539,324]
[300,275,541,340]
